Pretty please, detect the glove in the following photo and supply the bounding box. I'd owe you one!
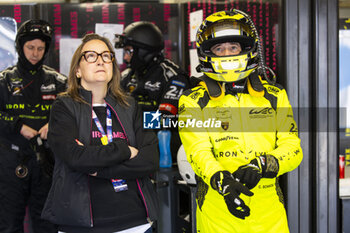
[211,171,253,219]
[233,159,262,189]
[233,154,279,189]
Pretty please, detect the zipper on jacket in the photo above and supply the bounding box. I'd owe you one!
[88,176,94,227]
[88,98,94,227]
[136,178,150,220]
[106,102,151,220]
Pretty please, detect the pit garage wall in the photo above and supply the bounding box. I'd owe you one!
[38,3,182,73]
[283,0,339,232]
[0,2,280,76]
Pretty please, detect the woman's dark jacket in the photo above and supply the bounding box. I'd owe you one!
[41,88,159,227]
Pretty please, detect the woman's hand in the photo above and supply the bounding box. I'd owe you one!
[128,146,138,159]
[75,139,84,146]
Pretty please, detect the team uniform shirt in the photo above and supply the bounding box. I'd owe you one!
[121,58,191,157]
[178,79,303,233]
[121,58,190,115]
[0,64,67,149]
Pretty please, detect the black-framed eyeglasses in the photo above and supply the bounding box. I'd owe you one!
[80,51,115,63]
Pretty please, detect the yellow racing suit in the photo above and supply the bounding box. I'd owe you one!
[178,79,303,233]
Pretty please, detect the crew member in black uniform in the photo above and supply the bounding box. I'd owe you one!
[115,21,191,157]
[0,19,67,233]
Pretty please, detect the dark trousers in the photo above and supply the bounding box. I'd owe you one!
[0,147,57,233]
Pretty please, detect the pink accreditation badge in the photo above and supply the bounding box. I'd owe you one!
[111,178,128,192]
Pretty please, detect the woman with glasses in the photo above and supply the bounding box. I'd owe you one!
[41,33,159,233]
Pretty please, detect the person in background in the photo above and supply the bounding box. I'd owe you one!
[115,21,191,158]
[41,33,159,233]
[178,9,303,233]
[0,19,67,233]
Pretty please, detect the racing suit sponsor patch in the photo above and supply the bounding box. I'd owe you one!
[144,81,161,91]
[221,122,229,130]
[42,95,56,100]
[41,84,56,92]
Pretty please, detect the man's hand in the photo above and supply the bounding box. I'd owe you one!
[38,123,49,140]
[233,155,279,189]
[20,124,38,140]
[233,159,262,189]
[211,171,253,219]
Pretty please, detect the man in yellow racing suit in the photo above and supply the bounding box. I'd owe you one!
[178,9,302,233]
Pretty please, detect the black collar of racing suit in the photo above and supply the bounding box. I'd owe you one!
[131,52,164,75]
[199,75,249,101]
[225,78,248,95]
[16,61,44,105]
[16,55,44,80]
[200,71,266,100]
